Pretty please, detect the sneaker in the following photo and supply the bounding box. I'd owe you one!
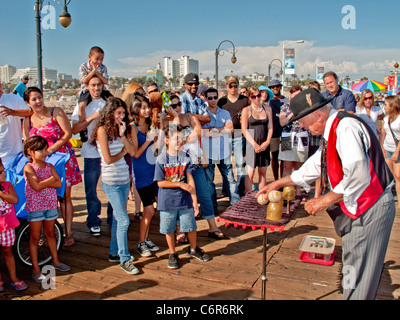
[137,242,152,257]
[187,246,210,262]
[108,255,135,263]
[120,260,140,275]
[51,262,71,272]
[32,272,46,283]
[145,238,159,252]
[168,253,179,269]
[90,226,101,236]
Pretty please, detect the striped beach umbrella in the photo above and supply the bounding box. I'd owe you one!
[351,80,387,92]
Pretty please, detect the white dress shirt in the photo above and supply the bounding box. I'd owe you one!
[291,109,373,216]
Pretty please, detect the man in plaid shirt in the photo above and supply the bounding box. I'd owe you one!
[180,73,210,126]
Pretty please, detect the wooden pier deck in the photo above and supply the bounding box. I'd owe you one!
[1,149,399,301]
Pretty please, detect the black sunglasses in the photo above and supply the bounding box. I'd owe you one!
[207,96,218,101]
[171,101,182,109]
[148,88,159,94]
[229,83,238,88]
[187,82,199,86]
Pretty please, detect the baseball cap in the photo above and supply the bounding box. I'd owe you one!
[226,76,239,85]
[184,73,199,84]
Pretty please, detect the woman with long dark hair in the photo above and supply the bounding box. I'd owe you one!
[92,97,138,273]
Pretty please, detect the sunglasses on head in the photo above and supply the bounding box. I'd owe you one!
[171,101,182,109]
[229,83,238,88]
[250,93,261,100]
[207,96,218,101]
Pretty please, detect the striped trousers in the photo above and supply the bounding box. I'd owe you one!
[341,188,395,300]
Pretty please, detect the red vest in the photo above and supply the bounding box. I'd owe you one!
[326,112,393,219]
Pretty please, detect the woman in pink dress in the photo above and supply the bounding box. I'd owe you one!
[23,87,82,246]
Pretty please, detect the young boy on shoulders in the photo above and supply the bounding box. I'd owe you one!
[154,124,210,269]
[78,46,112,140]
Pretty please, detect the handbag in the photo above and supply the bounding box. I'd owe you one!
[280,135,292,151]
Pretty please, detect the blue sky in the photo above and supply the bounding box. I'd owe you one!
[1,0,399,81]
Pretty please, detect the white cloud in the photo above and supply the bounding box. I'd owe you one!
[109,41,399,82]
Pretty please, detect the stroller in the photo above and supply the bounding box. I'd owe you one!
[5,152,70,268]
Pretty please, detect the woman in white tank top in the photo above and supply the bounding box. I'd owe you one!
[92,97,139,274]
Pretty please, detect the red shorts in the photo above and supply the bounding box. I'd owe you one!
[0,228,16,247]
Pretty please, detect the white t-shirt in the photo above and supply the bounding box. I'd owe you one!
[355,105,383,138]
[383,115,400,153]
[0,94,30,164]
[71,98,106,158]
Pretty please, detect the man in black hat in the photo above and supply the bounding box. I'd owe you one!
[256,88,395,300]
[180,73,210,125]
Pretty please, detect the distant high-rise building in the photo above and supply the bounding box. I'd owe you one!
[10,67,65,86]
[0,65,17,83]
[163,57,180,80]
[163,55,199,86]
[146,67,163,86]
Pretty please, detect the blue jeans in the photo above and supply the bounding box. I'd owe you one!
[191,166,215,220]
[101,181,131,264]
[232,135,246,196]
[204,159,241,208]
[84,158,113,229]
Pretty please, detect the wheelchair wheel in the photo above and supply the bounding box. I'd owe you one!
[13,220,64,269]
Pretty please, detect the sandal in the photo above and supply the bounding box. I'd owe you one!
[10,281,28,291]
[217,193,227,199]
[0,281,4,292]
[63,235,75,247]
[134,212,143,219]
[176,232,188,244]
[208,230,225,239]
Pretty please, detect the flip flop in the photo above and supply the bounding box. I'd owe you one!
[63,235,75,247]
[176,233,188,244]
[208,230,225,239]
[10,281,28,291]
[0,281,4,292]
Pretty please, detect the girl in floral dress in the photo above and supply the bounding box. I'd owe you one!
[23,87,82,246]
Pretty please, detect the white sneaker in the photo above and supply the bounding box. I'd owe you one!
[90,226,101,236]
[145,238,159,252]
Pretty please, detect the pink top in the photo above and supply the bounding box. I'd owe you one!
[0,182,20,231]
[28,108,82,187]
[24,162,58,213]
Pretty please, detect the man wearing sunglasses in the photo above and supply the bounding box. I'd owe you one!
[268,80,289,181]
[202,87,240,214]
[146,82,159,96]
[218,76,249,197]
[180,73,210,126]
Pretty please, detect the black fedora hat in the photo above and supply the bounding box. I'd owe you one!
[288,88,333,124]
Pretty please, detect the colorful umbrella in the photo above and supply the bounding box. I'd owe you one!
[351,80,387,92]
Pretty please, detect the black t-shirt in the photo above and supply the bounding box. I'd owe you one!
[218,95,250,129]
[269,96,289,138]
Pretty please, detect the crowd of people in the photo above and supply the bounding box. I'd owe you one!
[0,46,399,298]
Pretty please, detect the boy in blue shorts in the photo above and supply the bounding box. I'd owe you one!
[154,124,210,269]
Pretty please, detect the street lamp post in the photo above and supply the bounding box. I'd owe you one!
[268,59,283,84]
[281,40,304,87]
[35,0,72,91]
[215,40,237,90]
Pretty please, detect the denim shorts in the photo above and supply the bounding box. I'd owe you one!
[385,151,400,163]
[160,208,197,235]
[27,208,59,222]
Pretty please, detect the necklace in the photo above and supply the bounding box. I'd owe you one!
[251,104,263,112]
